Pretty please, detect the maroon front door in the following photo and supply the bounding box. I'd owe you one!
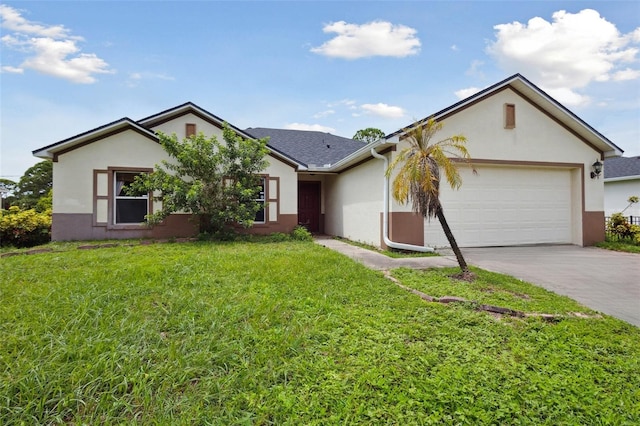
[298,182,321,233]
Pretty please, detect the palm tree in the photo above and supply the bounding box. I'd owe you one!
[386,117,474,276]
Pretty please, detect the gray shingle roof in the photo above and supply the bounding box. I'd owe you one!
[604,156,640,179]
[245,128,365,167]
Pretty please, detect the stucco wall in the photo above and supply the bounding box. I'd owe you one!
[325,157,384,246]
[53,131,167,214]
[432,88,604,211]
[383,87,605,247]
[604,179,640,216]
[265,154,297,216]
[52,112,297,240]
[149,114,226,141]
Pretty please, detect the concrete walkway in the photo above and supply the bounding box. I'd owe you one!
[315,238,640,327]
[315,237,458,270]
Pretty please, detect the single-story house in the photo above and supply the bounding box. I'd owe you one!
[604,156,640,218]
[33,74,623,247]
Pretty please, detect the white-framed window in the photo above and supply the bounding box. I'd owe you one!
[114,171,148,224]
[254,177,266,223]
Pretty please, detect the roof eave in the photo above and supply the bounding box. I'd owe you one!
[325,139,396,172]
[32,118,157,160]
[604,175,640,182]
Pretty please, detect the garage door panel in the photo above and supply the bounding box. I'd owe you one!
[425,166,573,247]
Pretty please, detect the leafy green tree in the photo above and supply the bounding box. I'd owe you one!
[353,128,386,144]
[15,161,52,209]
[131,125,270,238]
[0,179,18,209]
[386,117,473,276]
[35,189,53,213]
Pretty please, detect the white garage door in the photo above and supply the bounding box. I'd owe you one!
[424,166,573,247]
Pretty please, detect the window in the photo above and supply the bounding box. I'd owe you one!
[254,177,266,223]
[504,103,516,129]
[186,123,196,137]
[114,172,148,224]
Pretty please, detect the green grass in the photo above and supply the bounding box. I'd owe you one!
[334,236,439,258]
[392,267,594,315]
[1,241,639,424]
[596,240,640,253]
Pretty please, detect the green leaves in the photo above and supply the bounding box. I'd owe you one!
[130,124,269,235]
[386,117,472,219]
[352,127,385,144]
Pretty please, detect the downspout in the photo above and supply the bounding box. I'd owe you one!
[371,148,435,253]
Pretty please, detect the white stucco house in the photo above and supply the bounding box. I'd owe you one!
[33,74,623,247]
[604,156,640,219]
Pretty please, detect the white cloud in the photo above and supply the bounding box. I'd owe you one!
[126,71,175,87]
[1,65,24,74]
[454,87,482,99]
[0,5,113,84]
[613,68,640,81]
[451,44,459,52]
[327,99,357,108]
[313,109,335,119]
[466,59,485,78]
[487,9,640,106]
[0,4,71,38]
[284,123,336,133]
[311,20,421,59]
[360,102,405,118]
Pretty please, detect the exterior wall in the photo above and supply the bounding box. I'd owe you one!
[51,114,298,240]
[266,154,298,217]
[436,88,604,215]
[149,113,225,141]
[324,156,384,246]
[604,179,640,217]
[386,87,605,247]
[51,213,198,241]
[53,130,168,215]
[384,212,424,248]
[246,153,299,235]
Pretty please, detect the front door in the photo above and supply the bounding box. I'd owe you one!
[298,181,321,233]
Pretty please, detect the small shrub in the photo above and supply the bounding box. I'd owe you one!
[290,225,313,241]
[606,213,640,244]
[0,206,52,248]
[197,231,212,241]
[268,232,290,242]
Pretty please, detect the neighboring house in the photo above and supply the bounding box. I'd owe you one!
[33,74,623,247]
[604,156,640,218]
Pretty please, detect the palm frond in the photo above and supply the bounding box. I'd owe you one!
[386,117,473,217]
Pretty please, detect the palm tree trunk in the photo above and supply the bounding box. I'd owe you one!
[436,208,469,272]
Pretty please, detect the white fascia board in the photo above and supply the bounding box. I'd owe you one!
[604,175,640,183]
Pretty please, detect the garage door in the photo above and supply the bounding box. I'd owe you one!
[424,166,573,247]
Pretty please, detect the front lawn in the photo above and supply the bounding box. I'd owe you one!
[596,240,640,253]
[1,241,639,424]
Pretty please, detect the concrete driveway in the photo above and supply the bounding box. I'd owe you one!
[462,246,640,327]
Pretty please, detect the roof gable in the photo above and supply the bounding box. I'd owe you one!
[387,74,623,157]
[139,102,256,140]
[33,103,306,170]
[32,118,157,160]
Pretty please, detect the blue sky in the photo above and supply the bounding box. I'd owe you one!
[1,1,639,180]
